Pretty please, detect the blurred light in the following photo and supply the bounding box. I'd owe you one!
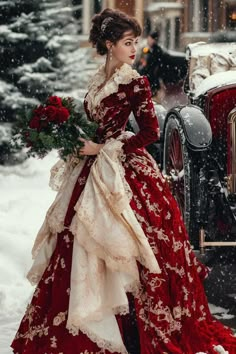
[143,47,149,54]
[230,11,236,20]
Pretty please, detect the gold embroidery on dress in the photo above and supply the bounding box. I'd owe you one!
[50,335,57,348]
[172,237,183,252]
[165,263,185,277]
[53,311,67,326]
[79,350,105,354]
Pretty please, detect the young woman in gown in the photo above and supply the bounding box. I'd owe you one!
[11,8,236,354]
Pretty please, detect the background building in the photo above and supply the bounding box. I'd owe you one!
[145,1,183,50]
[72,0,236,50]
[144,0,236,50]
[181,0,236,48]
[104,0,144,27]
[70,0,102,38]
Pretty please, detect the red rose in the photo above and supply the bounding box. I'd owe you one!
[56,107,70,123]
[43,105,58,122]
[33,105,44,116]
[47,96,62,106]
[29,116,41,130]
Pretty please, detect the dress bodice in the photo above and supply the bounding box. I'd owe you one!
[84,63,160,154]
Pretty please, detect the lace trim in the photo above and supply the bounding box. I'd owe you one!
[94,135,133,204]
[49,155,82,191]
[123,279,141,298]
[115,132,134,203]
[67,281,141,353]
[119,147,126,163]
[112,305,129,316]
[85,63,140,115]
[49,159,67,192]
[67,324,128,354]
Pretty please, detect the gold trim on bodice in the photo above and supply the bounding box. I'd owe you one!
[85,63,140,115]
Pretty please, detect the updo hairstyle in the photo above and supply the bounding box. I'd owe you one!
[89,8,142,55]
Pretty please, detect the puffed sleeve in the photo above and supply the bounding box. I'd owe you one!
[122,76,160,154]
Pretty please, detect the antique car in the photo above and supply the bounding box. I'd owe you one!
[161,42,236,251]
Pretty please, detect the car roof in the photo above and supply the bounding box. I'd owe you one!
[186,42,236,59]
[186,42,236,96]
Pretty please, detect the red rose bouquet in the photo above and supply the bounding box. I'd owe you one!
[13,96,98,160]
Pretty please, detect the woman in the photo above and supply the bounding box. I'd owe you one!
[11,8,236,354]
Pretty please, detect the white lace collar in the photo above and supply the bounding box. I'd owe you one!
[85,63,140,114]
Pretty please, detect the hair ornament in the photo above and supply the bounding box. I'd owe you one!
[101,17,113,34]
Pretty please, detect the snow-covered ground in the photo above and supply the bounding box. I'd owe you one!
[0,152,57,353]
[0,153,235,354]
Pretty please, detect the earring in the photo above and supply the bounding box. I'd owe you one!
[109,46,113,61]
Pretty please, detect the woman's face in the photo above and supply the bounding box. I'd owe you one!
[110,31,139,66]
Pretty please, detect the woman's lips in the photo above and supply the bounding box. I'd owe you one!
[129,55,136,59]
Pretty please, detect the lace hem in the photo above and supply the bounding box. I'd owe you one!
[123,279,141,298]
[67,324,128,354]
[66,280,141,353]
[112,280,141,315]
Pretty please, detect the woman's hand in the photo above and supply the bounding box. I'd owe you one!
[78,137,104,156]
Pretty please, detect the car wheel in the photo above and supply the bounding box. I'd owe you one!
[162,115,200,248]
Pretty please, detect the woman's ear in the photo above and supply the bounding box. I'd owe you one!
[105,40,113,50]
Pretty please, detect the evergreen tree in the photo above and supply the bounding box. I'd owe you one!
[0,0,88,163]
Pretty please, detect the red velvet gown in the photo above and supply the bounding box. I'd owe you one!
[11,64,236,354]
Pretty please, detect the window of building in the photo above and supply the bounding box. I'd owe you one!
[188,0,194,32]
[226,4,236,29]
[175,17,180,49]
[165,19,170,48]
[212,0,220,32]
[94,0,102,14]
[200,0,209,31]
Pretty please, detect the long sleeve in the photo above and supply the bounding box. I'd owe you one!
[122,76,160,154]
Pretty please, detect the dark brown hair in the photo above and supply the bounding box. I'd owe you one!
[89,8,142,55]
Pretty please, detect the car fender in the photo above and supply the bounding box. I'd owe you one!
[153,103,166,141]
[163,105,212,151]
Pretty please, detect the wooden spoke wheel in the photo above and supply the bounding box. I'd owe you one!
[168,129,185,215]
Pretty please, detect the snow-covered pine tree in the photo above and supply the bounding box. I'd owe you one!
[0,0,41,123]
[0,0,92,164]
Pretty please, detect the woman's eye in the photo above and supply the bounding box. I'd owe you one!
[125,42,131,46]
